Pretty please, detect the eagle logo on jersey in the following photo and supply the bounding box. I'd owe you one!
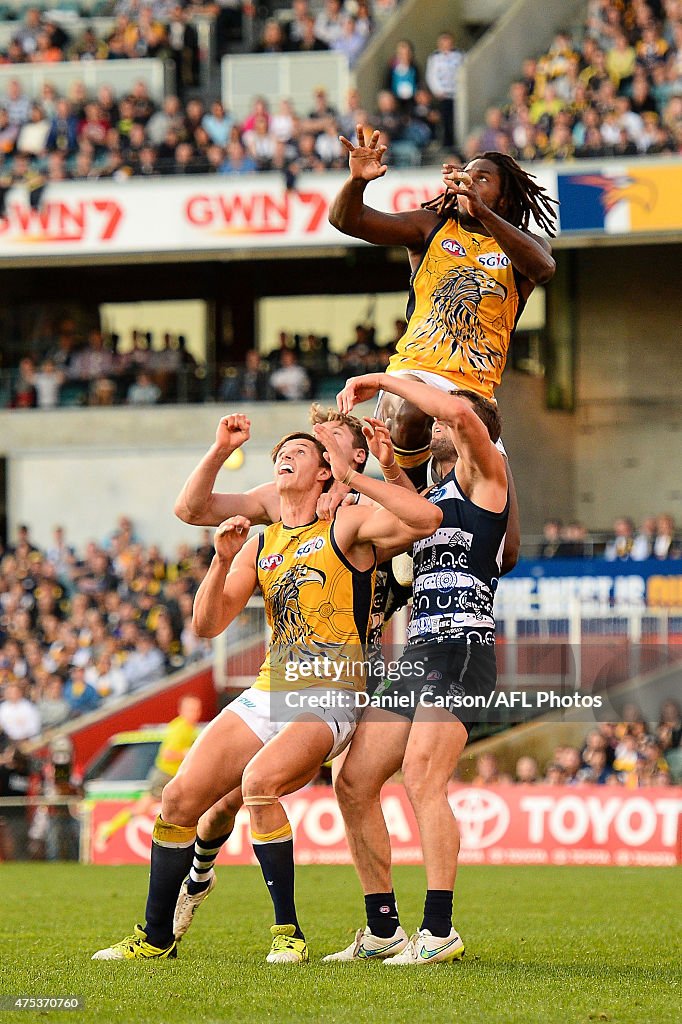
[268,564,326,646]
[407,267,508,375]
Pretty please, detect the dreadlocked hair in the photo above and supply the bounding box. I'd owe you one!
[421,152,559,237]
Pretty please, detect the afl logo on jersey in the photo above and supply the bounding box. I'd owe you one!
[259,553,284,570]
[295,536,326,558]
[438,238,464,256]
[477,252,510,268]
[441,238,466,257]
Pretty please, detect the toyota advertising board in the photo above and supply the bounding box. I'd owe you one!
[87,784,682,868]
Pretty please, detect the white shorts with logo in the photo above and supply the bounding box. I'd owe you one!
[225,686,357,760]
[382,368,507,456]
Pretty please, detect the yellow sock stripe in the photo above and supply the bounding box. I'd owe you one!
[251,822,293,844]
[152,815,197,849]
[393,445,430,469]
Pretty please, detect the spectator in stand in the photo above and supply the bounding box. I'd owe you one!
[577,747,615,784]
[70,328,116,393]
[544,761,567,785]
[31,358,64,409]
[472,752,512,785]
[127,371,161,405]
[287,0,314,47]
[85,651,128,700]
[256,19,288,53]
[556,745,583,784]
[537,518,563,558]
[425,31,464,150]
[0,682,41,740]
[515,755,539,783]
[291,14,329,53]
[224,348,270,401]
[123,631,165,691]
[203,100,233,147]
[657,699,682,751]
[269,349,310,400]
[220,139,257,174]
[15,7,43,58]
[5,80,31,128]
[167,4,200,97]
[291,131,325,172]
[631,515,658,560]
[653,514,680,559]
[559,521,588,557]
[332,16,367,68]
[36,676,71,729]
[314,0,348,48]
[9,358,37,410]
[604,517,635,560]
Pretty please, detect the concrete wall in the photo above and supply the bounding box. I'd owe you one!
[573,245,682,529]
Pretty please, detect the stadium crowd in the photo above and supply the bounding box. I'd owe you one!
[0,516,213,747]
[0,0,679,196]
[472,699,682,787]
[537,514,682,559]
[3,320,399,408]
[465,1,682,161]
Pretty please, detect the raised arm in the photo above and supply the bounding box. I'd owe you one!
[174,414,280,527]
[339,373,506,506]
[313,422,442,559]
[192,519,258,638]
[442,166,555,287]
[328,125,438,251]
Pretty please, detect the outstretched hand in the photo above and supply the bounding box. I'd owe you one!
[442,165,489,220]
[339,125,388,182]
[313,422,354,484]
[337,373,383,414]
[214,516,251,562]
[362,417,396,470]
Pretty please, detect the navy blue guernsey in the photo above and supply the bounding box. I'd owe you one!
[407,467,509,646]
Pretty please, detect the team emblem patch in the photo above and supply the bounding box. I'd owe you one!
[442,239,466,256]
[259,553,284,570]
[427,670,443,681]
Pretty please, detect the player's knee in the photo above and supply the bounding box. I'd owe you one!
[403,760,439,808]
[161,775,202,826]
[334,766,376,817]
[241,764,280,802]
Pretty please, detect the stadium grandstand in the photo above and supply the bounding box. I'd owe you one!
[1,1,681,1018]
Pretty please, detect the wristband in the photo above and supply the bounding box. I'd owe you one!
[382,462,401,481]
[341,467,356,487]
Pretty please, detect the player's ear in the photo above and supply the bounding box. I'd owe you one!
[354,447,367,467]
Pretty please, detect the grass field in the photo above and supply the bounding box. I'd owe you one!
[3,863,680,1024]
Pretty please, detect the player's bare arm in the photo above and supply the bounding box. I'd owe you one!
[192,518,258,637]
[442,165,555,289]
[328,125,439,253]
[313,422,442,561]
[339,373,507,510]
[174,415,280,527]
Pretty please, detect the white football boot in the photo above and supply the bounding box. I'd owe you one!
[383,928,465,965]
[173,872,216,940]
[322,926,409,962]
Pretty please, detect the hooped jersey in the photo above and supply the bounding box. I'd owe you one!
[388,218,525,399]
[408,466,509,646]
[254,518,375,691]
